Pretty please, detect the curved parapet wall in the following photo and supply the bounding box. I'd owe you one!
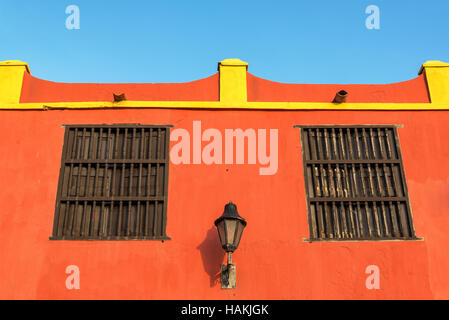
[1,58,449,110]
[20,72,220,103]
[246,73,430,103]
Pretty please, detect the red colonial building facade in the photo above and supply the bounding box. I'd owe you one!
[1,59,449,299]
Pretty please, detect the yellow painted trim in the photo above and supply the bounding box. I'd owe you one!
[0,60,30,105]
[1,101,449,111]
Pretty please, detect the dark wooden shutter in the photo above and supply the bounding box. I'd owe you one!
[50,125,171,240]
[297,125,417,241]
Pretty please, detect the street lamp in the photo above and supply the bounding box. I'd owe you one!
[214,201,247,289]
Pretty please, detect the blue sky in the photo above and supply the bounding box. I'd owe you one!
[1,0,448,84]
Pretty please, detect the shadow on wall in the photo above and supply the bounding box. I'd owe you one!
[197,227,225,288]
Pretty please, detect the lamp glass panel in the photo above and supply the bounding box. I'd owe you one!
[234,220,245,248]
[225,219,237,246]
[217,220,226,247]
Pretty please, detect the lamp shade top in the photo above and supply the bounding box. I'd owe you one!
[214,201,247,227]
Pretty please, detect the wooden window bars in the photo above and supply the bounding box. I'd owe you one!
[297,125,417,241]
[50,125,172,241]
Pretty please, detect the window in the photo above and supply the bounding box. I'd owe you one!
[50,125,172,240]
[297,125,417,241]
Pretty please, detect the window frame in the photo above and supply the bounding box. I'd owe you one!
[295,124,418,242]
[50,124,173,241]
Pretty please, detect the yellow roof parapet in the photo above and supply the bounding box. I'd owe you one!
[218,59,248,106]
[419,60,449,105]
[0,60,30,105]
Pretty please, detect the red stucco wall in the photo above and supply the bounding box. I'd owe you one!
[0,108,448,299]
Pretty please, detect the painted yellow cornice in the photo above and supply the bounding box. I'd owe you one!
[418,60,449,75]
[0,60,31,73]
[218,58,248,69]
